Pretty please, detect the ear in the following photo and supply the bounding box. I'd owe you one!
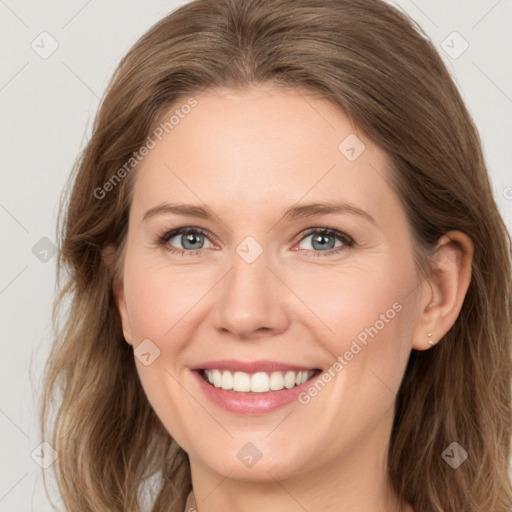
[102,245,134,346]
[412,231,474,351]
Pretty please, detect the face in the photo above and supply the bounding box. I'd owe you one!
[115,85,426,482]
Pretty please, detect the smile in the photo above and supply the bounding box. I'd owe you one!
[190,361,322,415]
[202,369,318,392]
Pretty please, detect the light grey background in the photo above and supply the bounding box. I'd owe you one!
[1,1,511,510]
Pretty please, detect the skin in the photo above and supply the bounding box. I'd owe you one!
[111,84,473,512]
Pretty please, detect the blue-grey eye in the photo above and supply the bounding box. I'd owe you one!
[166,229,213,251]
[298,230,345,251]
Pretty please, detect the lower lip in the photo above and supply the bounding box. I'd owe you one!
[191,370,319,415]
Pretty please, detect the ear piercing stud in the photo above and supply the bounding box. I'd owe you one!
[428,332,434,345]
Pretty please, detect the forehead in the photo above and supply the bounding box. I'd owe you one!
[131,85,399,227]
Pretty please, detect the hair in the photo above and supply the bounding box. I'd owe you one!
[39,0,512,510]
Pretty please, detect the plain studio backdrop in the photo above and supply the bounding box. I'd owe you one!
[0,0,511,510]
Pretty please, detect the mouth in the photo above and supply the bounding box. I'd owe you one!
[190,361,323,415]
[190,360,323,414]
[198,368,322,393]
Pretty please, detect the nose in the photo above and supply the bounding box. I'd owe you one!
[211,247,290,340]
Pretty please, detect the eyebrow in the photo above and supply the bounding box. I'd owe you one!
[142,201,376,225]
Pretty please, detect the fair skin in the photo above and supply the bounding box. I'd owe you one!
[110,84,473,512]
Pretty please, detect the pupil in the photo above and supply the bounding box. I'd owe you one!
[183,233,203,249]
[313,234,333,250]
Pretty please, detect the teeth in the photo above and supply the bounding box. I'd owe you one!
[250,372,268,392]
[284,371,296,389]
[269,371,284,390]
[212,369,222,387]
[203,369,316,393]
[233,371,251,392]
[299,371,309,385]
[221,371,233,390]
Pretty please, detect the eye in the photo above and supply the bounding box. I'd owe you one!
[159,227,215,255]
[295,228,354,256]
[158,226,354,257]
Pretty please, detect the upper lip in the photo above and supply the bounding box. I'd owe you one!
[190,360,319,373]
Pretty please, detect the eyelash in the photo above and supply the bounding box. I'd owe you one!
[157,226,355,257]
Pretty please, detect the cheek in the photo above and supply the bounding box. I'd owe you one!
[292,258,417,415]
[121,255,207,447]
[285,265,416,455]
[288,260,414,352]
[122,253,210,347]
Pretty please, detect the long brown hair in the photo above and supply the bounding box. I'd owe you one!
[39,0,512,510]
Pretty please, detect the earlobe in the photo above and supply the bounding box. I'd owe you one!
[412,231,473,351]
[102,245,133,346]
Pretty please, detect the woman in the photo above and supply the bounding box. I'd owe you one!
[40,0,512,510]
